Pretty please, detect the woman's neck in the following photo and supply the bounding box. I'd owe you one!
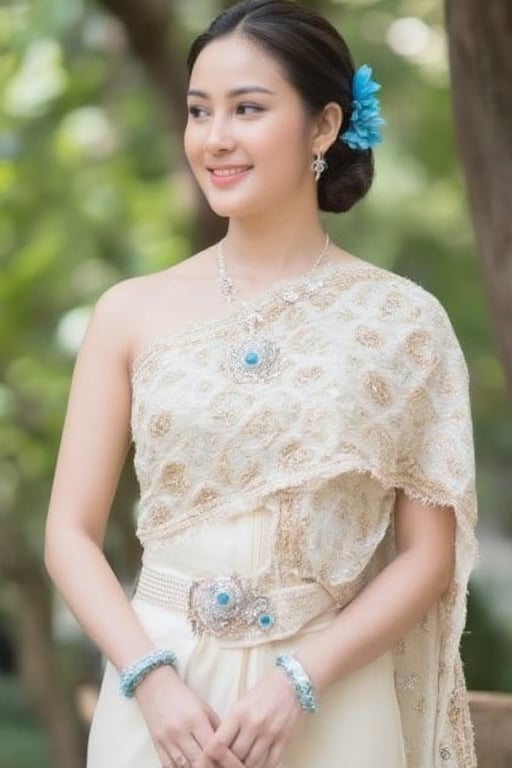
[223,211,329,287]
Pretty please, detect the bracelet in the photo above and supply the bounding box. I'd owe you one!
[119,648,178,698]
[275,653,319,713]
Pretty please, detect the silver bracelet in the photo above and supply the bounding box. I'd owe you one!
[275,653,319,713]
[119,648,178,698]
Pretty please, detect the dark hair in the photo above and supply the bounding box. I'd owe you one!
[187,0,374,214]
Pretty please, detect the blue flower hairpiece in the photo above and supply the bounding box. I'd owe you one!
[340,64,386,151]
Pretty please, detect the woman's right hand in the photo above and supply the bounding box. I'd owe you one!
[135,665,246,768]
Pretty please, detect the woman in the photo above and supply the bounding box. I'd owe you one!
[45,1,478,767]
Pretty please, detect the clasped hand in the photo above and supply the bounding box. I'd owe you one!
[136,665,303,768]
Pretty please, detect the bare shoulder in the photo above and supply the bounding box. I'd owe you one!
[91,247,219,368]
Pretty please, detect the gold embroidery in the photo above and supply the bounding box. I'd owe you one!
[447,455,464,478]
[274,490,308,580]
[140,501,172,529]
[396,673,419,691]
[160,462,189,494]
[240,463,261,485]
[278,440,308,469]
[294,366,324,384]
[149,412,173,437]
[308,291,336,309]
[381,290,403,316]
[406,329,436,368]
[407,388,435,428]
[365,372,391,406]
[355,326,384,348]
[192,486,220,507]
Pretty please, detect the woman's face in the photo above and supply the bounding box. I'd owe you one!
[184,34,316,220]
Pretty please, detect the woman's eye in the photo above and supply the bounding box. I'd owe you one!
[236,103,264,115]
[188,105,208,118]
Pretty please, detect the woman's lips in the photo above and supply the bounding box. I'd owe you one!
[208,166,252,187]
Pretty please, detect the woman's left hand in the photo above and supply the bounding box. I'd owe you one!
[203,666,304,768]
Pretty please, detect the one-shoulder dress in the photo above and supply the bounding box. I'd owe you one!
[87,261,478,768]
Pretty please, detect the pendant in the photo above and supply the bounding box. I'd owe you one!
[226,336,280,383]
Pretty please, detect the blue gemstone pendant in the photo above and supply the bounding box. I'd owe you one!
[227,337,280,383]
[244,351,260,367]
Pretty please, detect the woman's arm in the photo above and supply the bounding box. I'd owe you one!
[45,284,243,768]
[44,283,154,669]
[294,489,456,691]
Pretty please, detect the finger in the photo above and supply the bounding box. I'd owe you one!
[191,719,217,751]
[194,713,246,768]
[155,744,178,768]
[205,720,246,768]
[177,732,208,765]
[244,738,270,768]
[204,719,239,760]
[188,728,218,768]
[212,750,246,768]
[228,729,255,762]
[203,703,222,730]
[163,753,188,768]
[264,741,285,768]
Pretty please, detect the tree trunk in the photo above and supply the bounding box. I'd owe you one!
[0,520,85,768]
[16,568,85,768]
[469,691,512,768]
[445,0,512,392]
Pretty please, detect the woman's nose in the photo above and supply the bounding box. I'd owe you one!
[204,115,236,154]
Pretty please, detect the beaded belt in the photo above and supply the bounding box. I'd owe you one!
[133,565,338,647]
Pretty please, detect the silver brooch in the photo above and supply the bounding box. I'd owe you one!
[187,573,275,638]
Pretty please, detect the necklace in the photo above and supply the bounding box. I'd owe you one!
[216,234,331,382]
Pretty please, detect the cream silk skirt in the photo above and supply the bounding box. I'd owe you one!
[87,509,407,768]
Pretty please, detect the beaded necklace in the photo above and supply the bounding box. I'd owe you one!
[216,234,330,382]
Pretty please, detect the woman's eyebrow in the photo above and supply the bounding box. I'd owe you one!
[187,86,275,99]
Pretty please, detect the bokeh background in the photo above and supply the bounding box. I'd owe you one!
[0,1,511,767]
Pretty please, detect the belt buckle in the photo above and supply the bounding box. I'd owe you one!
[187,573,275,638]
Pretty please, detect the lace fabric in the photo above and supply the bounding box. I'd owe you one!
[130,261,477,768]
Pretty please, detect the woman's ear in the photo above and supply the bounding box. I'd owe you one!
[311,102,343,154]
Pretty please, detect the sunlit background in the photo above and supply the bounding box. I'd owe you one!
[0,1,511,766]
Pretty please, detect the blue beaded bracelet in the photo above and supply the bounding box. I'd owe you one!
[275,653,319,713]
[119,649,178,698]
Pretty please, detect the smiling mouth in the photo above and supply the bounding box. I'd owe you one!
[209,166,252,177]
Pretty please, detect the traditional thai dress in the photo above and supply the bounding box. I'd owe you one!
[87,260,477,768]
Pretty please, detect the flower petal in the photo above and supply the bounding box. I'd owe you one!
[340,64,385,151]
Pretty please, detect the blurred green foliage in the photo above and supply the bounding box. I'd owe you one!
[0,676,49,768]
[0,0,511,765]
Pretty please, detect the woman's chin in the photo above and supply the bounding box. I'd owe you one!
[206,197,259,220]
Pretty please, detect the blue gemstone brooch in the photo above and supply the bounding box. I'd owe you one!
[187,573,275,638]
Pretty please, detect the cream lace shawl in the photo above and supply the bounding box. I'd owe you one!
[130,261,478,768]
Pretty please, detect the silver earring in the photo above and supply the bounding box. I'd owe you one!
[311,153,327,182]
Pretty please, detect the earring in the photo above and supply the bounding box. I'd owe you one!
[311,152,327,182]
